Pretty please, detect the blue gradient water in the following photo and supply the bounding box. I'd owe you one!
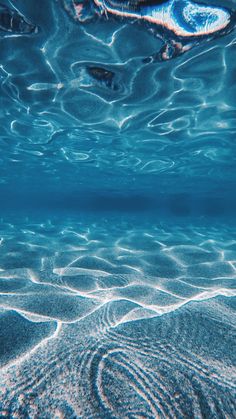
[0,0,236,417]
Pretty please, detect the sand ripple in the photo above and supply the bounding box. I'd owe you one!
[0,217,235,417]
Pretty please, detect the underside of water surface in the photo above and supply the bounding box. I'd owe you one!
[0,0,236,418]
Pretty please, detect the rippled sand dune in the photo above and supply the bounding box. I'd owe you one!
[0,218,235,417]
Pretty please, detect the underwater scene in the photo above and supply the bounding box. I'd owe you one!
[0,0,236,417]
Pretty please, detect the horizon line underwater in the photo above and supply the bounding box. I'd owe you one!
[0,0,236,418]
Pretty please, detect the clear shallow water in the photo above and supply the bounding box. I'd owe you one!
[0,0,236,417]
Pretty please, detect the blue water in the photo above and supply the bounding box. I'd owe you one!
[0,0,236,417]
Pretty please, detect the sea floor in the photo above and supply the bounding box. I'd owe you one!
[0,216,235,417]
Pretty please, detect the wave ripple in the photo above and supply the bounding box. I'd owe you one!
[0,0,235,195]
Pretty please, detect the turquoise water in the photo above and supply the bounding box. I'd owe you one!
[0,0,236,417]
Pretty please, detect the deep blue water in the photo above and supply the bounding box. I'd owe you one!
[0,0,236,417]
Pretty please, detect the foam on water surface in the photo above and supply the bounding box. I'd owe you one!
[64,0,235,60]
